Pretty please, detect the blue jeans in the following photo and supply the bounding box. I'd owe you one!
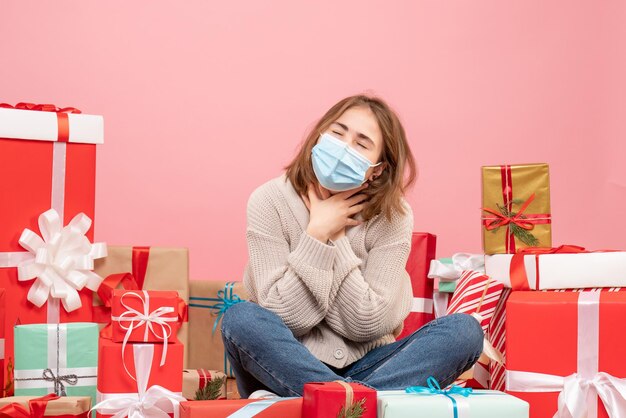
[221,301,483,398]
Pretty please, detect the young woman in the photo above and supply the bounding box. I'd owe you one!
[221,95,483,398]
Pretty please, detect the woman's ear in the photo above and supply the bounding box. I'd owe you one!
[369,162,387,181]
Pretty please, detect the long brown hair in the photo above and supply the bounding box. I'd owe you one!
[285,95,417,221]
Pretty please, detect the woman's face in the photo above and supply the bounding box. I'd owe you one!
[322,105,384,165]
[318,106,386,194]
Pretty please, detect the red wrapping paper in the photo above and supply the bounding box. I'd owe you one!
[506,290,626,418]
[0,289,5,396]
[302,382,376,418]
[397,232,437,340]
[179,398,302,417]
[0,127,97,395]
[111,290,181,343]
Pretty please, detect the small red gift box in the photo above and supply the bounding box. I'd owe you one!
[111,289,182,344]
[397,233,437,340]
[95,337,184,417]
[302,381,376,418]
[179,398,302,417]
[506,290,626,418]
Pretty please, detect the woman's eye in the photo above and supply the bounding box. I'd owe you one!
[332,131,343,136]
[357,142,367,149]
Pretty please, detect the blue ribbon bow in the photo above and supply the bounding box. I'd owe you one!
[406,377,472,418]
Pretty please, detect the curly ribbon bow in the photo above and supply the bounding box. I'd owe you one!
[10,209,107,313]
[0,393,62,418]
[406,377,473,418]
[0,102,81,143]
[112,290,179,378]
[507,291,626,418]
[91,344,185,418]
[42,368,78,396]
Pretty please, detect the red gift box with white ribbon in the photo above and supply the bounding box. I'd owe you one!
[111,289,183,344]
[94,338,184,417]
[0,103,105,395]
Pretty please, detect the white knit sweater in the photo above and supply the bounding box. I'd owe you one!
[243,174,414,368]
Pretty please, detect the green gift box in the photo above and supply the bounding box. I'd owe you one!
[434,258,457,293]
[14,323,98,407]
[378,389,529,417]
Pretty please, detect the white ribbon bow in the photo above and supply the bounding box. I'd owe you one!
[17,209,107,312]
[507,370,626,418]
[428,253,485,281]
[111,291,177,376]
[92,344,185,418]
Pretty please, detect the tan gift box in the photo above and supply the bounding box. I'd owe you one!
[188,280,248,377]
[183,369,227,400]
[0,395,91,416]
[93,246,190,365]
[481,163,552,254]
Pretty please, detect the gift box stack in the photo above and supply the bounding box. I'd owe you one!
[0,103,105,415]
[428,162,626,418]
[0,103,233,416]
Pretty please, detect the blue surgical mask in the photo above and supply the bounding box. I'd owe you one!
[311,133,381,192]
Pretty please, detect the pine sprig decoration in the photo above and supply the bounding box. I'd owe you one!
[337,398,366,418]
[194,376,226,400]
[490,203,539,246]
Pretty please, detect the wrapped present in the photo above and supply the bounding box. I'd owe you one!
[396,233,437,340]
[179,398,302,418]
[188,281,247,376]
[0,394,91,417]
[182,369,226,400]
[377,380,529,417]
[13,323,98,407]
[0,103,105,393]
[481,163,551,254]
[446,270,504,389]
[485,246,626,290]
[93,246,189,365]
[94,340,184,418]
[111,289,184,344]
[303,381,376,418]
[429,254,486,292]
[506,290,626,418]
[0,289,5,396]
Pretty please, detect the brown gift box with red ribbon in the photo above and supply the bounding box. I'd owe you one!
[93,246,189,365]
[481,163,552,254]
[302,381,376,418]
[182,369,227,400]
[0,394,91,417]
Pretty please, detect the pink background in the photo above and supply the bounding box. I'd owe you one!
[2,1,625,281]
